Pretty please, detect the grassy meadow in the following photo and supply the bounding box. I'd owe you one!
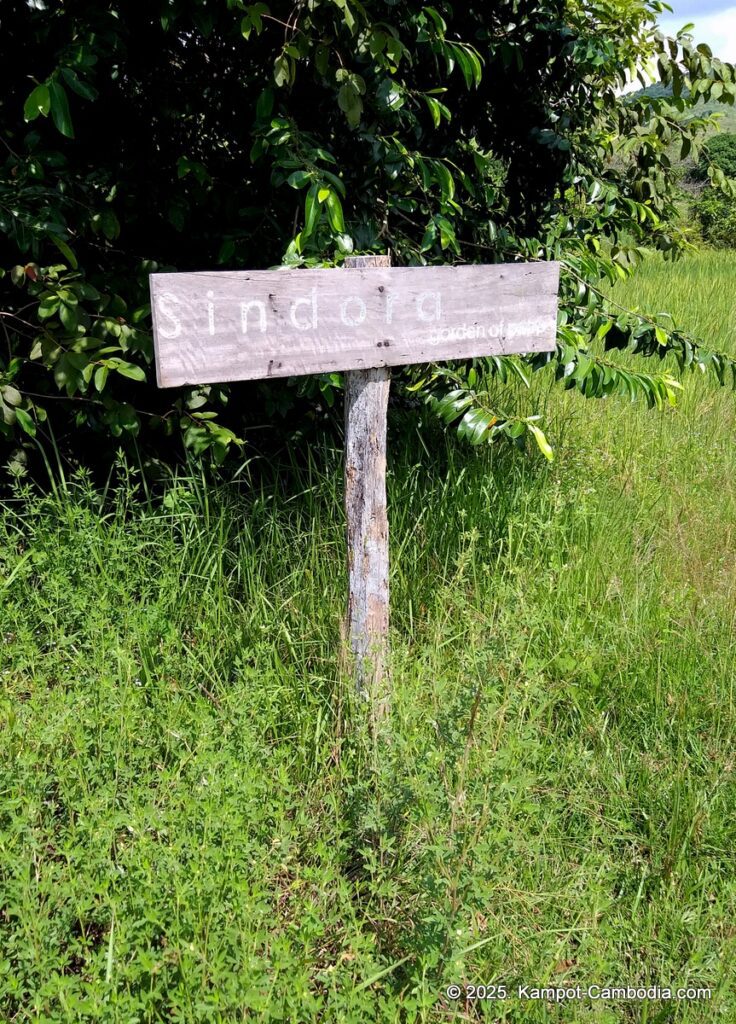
[1,251,736,1021]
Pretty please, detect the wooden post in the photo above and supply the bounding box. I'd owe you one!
[150,257,561,727]
[344,254,391,711]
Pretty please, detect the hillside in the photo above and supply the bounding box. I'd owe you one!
[629,82,736,134]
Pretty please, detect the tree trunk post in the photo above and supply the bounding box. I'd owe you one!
[343,253,391,716]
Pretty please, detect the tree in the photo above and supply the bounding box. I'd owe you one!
[2,0,736,469]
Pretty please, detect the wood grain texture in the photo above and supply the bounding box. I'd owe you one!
[151,262,560,388]
[344,255,391,711]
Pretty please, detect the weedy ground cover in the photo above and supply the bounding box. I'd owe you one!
[1,252,735,1021]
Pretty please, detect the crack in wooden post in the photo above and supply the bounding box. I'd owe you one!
[344,254,391,717]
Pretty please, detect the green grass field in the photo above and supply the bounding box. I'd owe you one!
[1,252,735,1022]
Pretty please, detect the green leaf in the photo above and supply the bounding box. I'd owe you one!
[315,45,330,77]
[424,95,441,128]
[452,46,474,89]
[325,191,345,233]
[60,67,98,102]
[384,35,403,67]
[1,386,22,408]
[256,88,274,119]
[274,54,291,88]
[101,208,121,240]
[59,302,79,332]
[23,83,51,122]
[287,170,312,189]
[50,235,78,270]
[320,169,346,197]
[369,29,388,57]
[94,365,109,392]
[48,79,74,138]
[529,424,554,461]
[337,83,363,128]
[333,0,356,33]
[435,389,473,422]
[53,353,85,394]
[420,220,437,252]
[448,42,483,88]
[14,407,36,438]
[376,78,403,110]
[304,184,320,235]
[433,161,455,202]
[115,361,146,382]
[424,94,450,127]
[460,407,494,445]
[436,215,457,251]
[38,296,60,320]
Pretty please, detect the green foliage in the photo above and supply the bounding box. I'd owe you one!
[3,1,736,470]
[694,188,736,248]
[686,132,736,248]
[3,275,736,1021]
[694,131,736,179]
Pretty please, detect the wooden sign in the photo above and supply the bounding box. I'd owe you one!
[150,263,560,388]
[150,256,560,724]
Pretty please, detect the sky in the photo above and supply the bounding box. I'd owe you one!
[657,1,736,62]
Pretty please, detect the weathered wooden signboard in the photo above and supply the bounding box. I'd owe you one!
[151,257,560,720]
[151,262,560,388]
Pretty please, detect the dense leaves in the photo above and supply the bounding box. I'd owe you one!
[694,132,736,180]
[694,188,736,248]
[688,133,736,248]
[2,0,736,470]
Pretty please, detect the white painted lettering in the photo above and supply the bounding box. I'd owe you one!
[290,288,318,331]
[158,292,182,339]
[206,290,216,336]
[385,293,396,324]
[341,295,367,327]
[416,291,442,323]
[241,300,267,334]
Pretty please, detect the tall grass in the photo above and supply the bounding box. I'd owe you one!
[1,251,735,1021]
